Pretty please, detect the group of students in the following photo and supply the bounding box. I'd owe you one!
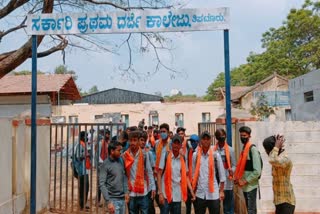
[74,123,295,214]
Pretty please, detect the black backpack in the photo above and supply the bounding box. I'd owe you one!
[245,144,263,179]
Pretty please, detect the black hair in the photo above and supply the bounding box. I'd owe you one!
[108,141,122,154]
[159,123,170,131]
[263,136,276,155]
[128,130,140,140]
[239,126,251,135]
[139,131,148,140]
[119,131,129,141]
[129,126,138,132]
[80,131,87,141]
[215,128,226,138]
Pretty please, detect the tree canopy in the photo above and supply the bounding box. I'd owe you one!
[0,0,179,79]
[205,0,320,101]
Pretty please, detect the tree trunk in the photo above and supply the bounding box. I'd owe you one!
[0,0,54,78]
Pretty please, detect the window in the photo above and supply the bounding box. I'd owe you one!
[202,112,211,122]
[95,115,103,120]
[52,116,66,123]
[175,113,184,127]
[285,109,292,121]
[121,114,129,128]
[304,91,314,102]
[149,111,159,126]
[69,116,78,123]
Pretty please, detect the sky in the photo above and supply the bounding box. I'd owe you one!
[2,0,306,96]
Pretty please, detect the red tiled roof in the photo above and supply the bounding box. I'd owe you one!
[0,74,80,100]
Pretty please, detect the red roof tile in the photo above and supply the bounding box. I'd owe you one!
[0,74,80,100]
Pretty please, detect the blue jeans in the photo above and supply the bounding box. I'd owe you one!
[243,188,257,214]
[223,190,234,214]
[160,199,181,214]
[129,195,149,214]
[110,199,126,214]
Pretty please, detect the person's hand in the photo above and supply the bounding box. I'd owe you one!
[151,190,156,200]
[125,193,130,204]
[191,192,196,201]
[228,168,233,179]
[238,179,248,187]
[234,179,239,185]
[219,190,225,201]
[107,202,115,214]
[275,135,285,149]
[159,193,165,205]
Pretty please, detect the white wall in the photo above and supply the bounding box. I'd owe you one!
[0,119,13,213]
[0,117,50,214]
[53,101,224,134]
[241,121,320,213]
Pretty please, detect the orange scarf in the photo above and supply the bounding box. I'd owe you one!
[100,140,108,161]
[80,140,91,169]
[181,139,187,156]
[155,139,169,171]
[164,152,188,203]
[123,149,145,193]
[234,142,252,180]
[188,148,194,181]
[149,135,155,147]
[214,143,232,180]
[192,147,214,193]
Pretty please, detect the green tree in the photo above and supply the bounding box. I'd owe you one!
[88,85,99,94]
[250,94,275,121]
[206,0,320,100]
[54,65,78,81]
[12,70,45,75]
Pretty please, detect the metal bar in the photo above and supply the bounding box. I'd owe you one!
[90,125,93,212]
[96,125,100,214]
[49,125,52,209]
[77,125,81,212]
[84,125,88,210]
[65,124,70,212]
[53,125,58,208]
[30,34,37,214]
[59,125,63,210]
[224,29,232,147]
[71,124,75,212]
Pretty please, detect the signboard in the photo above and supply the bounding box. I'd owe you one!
[27,7,229,35]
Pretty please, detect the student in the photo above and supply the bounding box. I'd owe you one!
[176,127,187,156]
[139,131,156,214]
[99,141,129,214]
[234,126,262,214]
[95,129,111,205]
[119,131,129,153]
[153,123,171,207]
[154,123,171,172]
[214,129,236,214]
[76,131,91,210]
[157,134,195,214]
[263,135,295,214]
[122,131,156,214]
[192,131,226,214]
[185,134,200,214]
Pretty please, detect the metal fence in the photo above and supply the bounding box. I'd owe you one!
[49,123,125,213]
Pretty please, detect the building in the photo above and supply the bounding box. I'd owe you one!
[53,101,225,135]
[77,88,163,104]
[0,74,80,118]
[289,69,320,121]
[230,73,290,121]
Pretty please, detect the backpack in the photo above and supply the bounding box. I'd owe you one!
[245,144,263,179]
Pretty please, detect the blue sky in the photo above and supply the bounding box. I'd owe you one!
[3,0,305,96]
